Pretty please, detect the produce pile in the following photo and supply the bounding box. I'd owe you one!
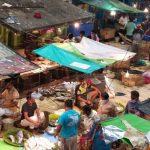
[3,128,32,147]
[38,82,77,101]
[25,136,57,150]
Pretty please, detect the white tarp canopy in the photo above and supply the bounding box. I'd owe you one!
[71,37,135,64]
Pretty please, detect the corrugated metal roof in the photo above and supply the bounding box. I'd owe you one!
[0,0,94,31]
[0,0,44,8]
[0,42,38,75]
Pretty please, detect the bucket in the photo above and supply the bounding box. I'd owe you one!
[2,118,14,131]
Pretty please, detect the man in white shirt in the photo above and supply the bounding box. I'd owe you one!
[118,14,129,34]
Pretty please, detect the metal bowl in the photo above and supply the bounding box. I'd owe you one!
[45,127,55,135]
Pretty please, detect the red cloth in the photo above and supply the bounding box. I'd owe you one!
[34,12,42,19]
[144,77,150,84]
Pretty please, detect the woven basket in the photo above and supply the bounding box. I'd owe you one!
[111,60,130,69]
[121,72,144,87]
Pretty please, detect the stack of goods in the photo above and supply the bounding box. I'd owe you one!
[110,60,130,80]
[121,70,144,87]
[39,82,77,101]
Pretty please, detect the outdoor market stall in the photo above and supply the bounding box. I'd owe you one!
[0,41,60,90]
[79,0,144,40]
[34,43,104,74]
[0,0,95,90]
[0,0,94,49]
[34,37,136,68]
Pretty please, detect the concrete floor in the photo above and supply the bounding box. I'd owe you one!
[108,77,150,105]
[18,73,150,115]
[106,41,150,105]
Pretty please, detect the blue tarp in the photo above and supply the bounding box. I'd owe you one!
[143,35,150,41]
[68,23,94,37]
[33,44,105,74]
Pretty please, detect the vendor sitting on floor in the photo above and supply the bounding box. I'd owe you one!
[0,80,20,117]
[75,77,101,108]
[125,90,141,116]
[20,92,46,130]
[97,92,117,120]
[1,81,20,107]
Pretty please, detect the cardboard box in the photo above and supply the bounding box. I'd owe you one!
[100,28,116,40]
[121,72,144,87]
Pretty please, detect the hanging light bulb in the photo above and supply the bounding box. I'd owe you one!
[144,8,149,13]
[133,3,137,8]
[74,22,80,28]
[125,71,129,78]
[110,11,116,16]
[58,28,62,33]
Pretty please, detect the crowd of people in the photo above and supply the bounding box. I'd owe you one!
[54,78,150,150]
[0,12,149,149]
[118,13,150,43]
[63,13,149,51]
[0,73,150,150]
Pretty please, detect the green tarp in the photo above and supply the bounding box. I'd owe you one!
[53,43,114,65]
[101,114,150,146]
[102,114,150,133]
[33,44,105,74]
[80,0,143,13]
[53,37,135,66]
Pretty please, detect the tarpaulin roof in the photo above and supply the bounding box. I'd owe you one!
[102,114,150,133]
[33,44,104,74]
[80,0,143,13]
[54,37,136,66]
[34,37,135,73]
[0,42,38,75]
[101,114,150,146]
